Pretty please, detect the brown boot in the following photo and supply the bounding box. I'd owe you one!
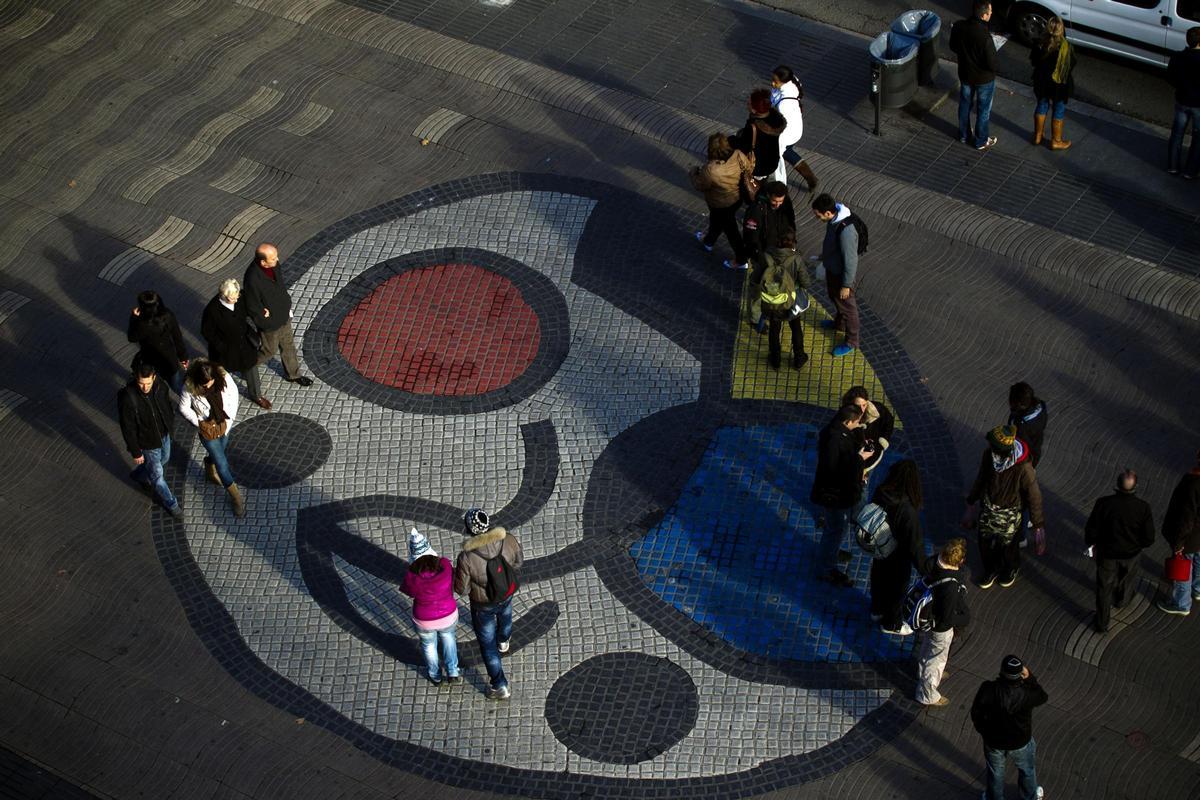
[205,460,221,486]
[1032,113,1046,145]
[227,484,246,518]
[1049,119,1071,150]
[793,160,819,192]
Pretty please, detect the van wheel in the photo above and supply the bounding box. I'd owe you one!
[1009,4,1051,47]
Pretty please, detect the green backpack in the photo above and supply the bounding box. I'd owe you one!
[759,257,798,319]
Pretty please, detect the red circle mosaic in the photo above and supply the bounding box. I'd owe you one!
[336,263,542,396]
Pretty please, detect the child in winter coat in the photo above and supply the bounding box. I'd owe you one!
[400,529,462,686]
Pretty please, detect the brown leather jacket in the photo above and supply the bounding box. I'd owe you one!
[453,527,524,607]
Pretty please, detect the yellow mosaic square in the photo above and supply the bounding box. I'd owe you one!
[730,278,900,424]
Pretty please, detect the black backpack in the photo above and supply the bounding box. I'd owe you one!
[834,213,869,255]
[482,550,519,604]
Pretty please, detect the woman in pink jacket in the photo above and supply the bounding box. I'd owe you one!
[400,529,462,686]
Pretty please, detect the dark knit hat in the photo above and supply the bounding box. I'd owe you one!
[987,425,1017,454]
[1000,654,1025,680]
[463,508,490,536]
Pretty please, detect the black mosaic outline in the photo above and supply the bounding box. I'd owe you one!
[151,173,962,799]
[303,248,570,415]
[226,413,333,489]
[545,653,699,764]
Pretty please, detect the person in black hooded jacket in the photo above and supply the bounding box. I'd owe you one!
[869,460,926,634]
[971,654,1047,800]
[812,405,873,587]
[126,290,187,394]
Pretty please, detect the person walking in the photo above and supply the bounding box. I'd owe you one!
[1029,16,1076,150]
[755,228,811,370]
[126,290,188,395]
[770,65,819,193]
[869,460,926,635]
[950,1,999,150]
[970,655,1048,800]
[1166,27,1200,178]
[243,243,314,387]
[201,278,272,411]
[400,528,462,687]
[454,509,523,700]
[690,133,753,265]
[810,193,863,357]
[915,538,970,707]
[117,355,182,517]
[1157,449,1200,616]
[738,181,796,276]
[811,405,873,587]
[963,425,1045,589]
[1084,469,1155,632]
[178,358,245,518]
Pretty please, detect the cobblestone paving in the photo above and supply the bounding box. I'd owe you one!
[2,0,1200,799]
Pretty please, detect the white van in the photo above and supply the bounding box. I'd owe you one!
[1003,0,1200,66]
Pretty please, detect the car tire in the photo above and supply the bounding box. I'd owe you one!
[1009,3,1052,48]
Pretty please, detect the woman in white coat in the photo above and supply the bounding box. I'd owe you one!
[771,66,819,193]
[179,358,245,517]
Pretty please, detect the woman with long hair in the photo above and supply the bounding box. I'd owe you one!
[1030,17,1076,150]
[869,459,926,635]
[178,358,245,517]
[690,132,753,263]
[126,290,188,394]
[770,65,818,192]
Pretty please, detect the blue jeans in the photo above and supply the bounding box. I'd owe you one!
[1169,552,1200,612]
[200,434,235,488]
[959,81,995,147]
[984,738,1038,800]
[1167,104,1200,176]
[416,623,460,682]
[133,434,178,511]
[471,599,512,690]
[1034,97,1066,120]
[819,500,862,572]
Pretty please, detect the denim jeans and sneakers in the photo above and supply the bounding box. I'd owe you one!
[1158,552,1200,614]
[959,82,997,149]
[472,598,513,698]
[1167,104,1200,177]
[417,624,460,685]
[131,434,181,515]
[983,738,1042,800]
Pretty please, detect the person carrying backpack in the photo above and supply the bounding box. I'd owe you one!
[915,538,970,707]
[454,509,524,700]
[810,193,867,357]
[868,461,926,635]
[756,228,811,370]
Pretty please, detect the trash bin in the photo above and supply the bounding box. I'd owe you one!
[868,32,918,110]
[891,10,941,86]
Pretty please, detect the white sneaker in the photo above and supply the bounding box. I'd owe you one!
[498,640,510,653]
[1036,787,1044,799]
[723,259,748,271]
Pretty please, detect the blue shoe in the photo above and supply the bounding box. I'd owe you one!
[832,344,856,357]
[723,259,748,271]
[694,231,713,252]
[818,319,836,330]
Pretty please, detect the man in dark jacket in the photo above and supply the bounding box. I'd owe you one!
[1166,27,1200,178]
[970,654,1047,800]
[201,278,272,410]
[117,356,181,517]
[949,0,999,150]
[811,405,872,586]
[1158,449,1200,616]
[1085,470,1155,632]
[736,181,795,272]
[242,243,313,387]
[811,193,862,357]
[454,509,524,700]
[916,538,969,706]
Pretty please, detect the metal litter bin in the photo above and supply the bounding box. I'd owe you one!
[892,10,941,86]
[868,32,918,110]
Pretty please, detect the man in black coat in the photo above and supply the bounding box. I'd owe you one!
[202,278,272,410]
[242,243,313,387]
[737,181,796,273]
[915,539,969,706]
[117,356,181,517]
[1158,449,1200,616]
[970,654,1047,800]
[949,0,998,150]
[811,405,872,586]
[1085,469,1155,632]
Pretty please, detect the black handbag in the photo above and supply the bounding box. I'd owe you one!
[245,317,262,351]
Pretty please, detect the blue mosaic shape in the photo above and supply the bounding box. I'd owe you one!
[631,423,921,663]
